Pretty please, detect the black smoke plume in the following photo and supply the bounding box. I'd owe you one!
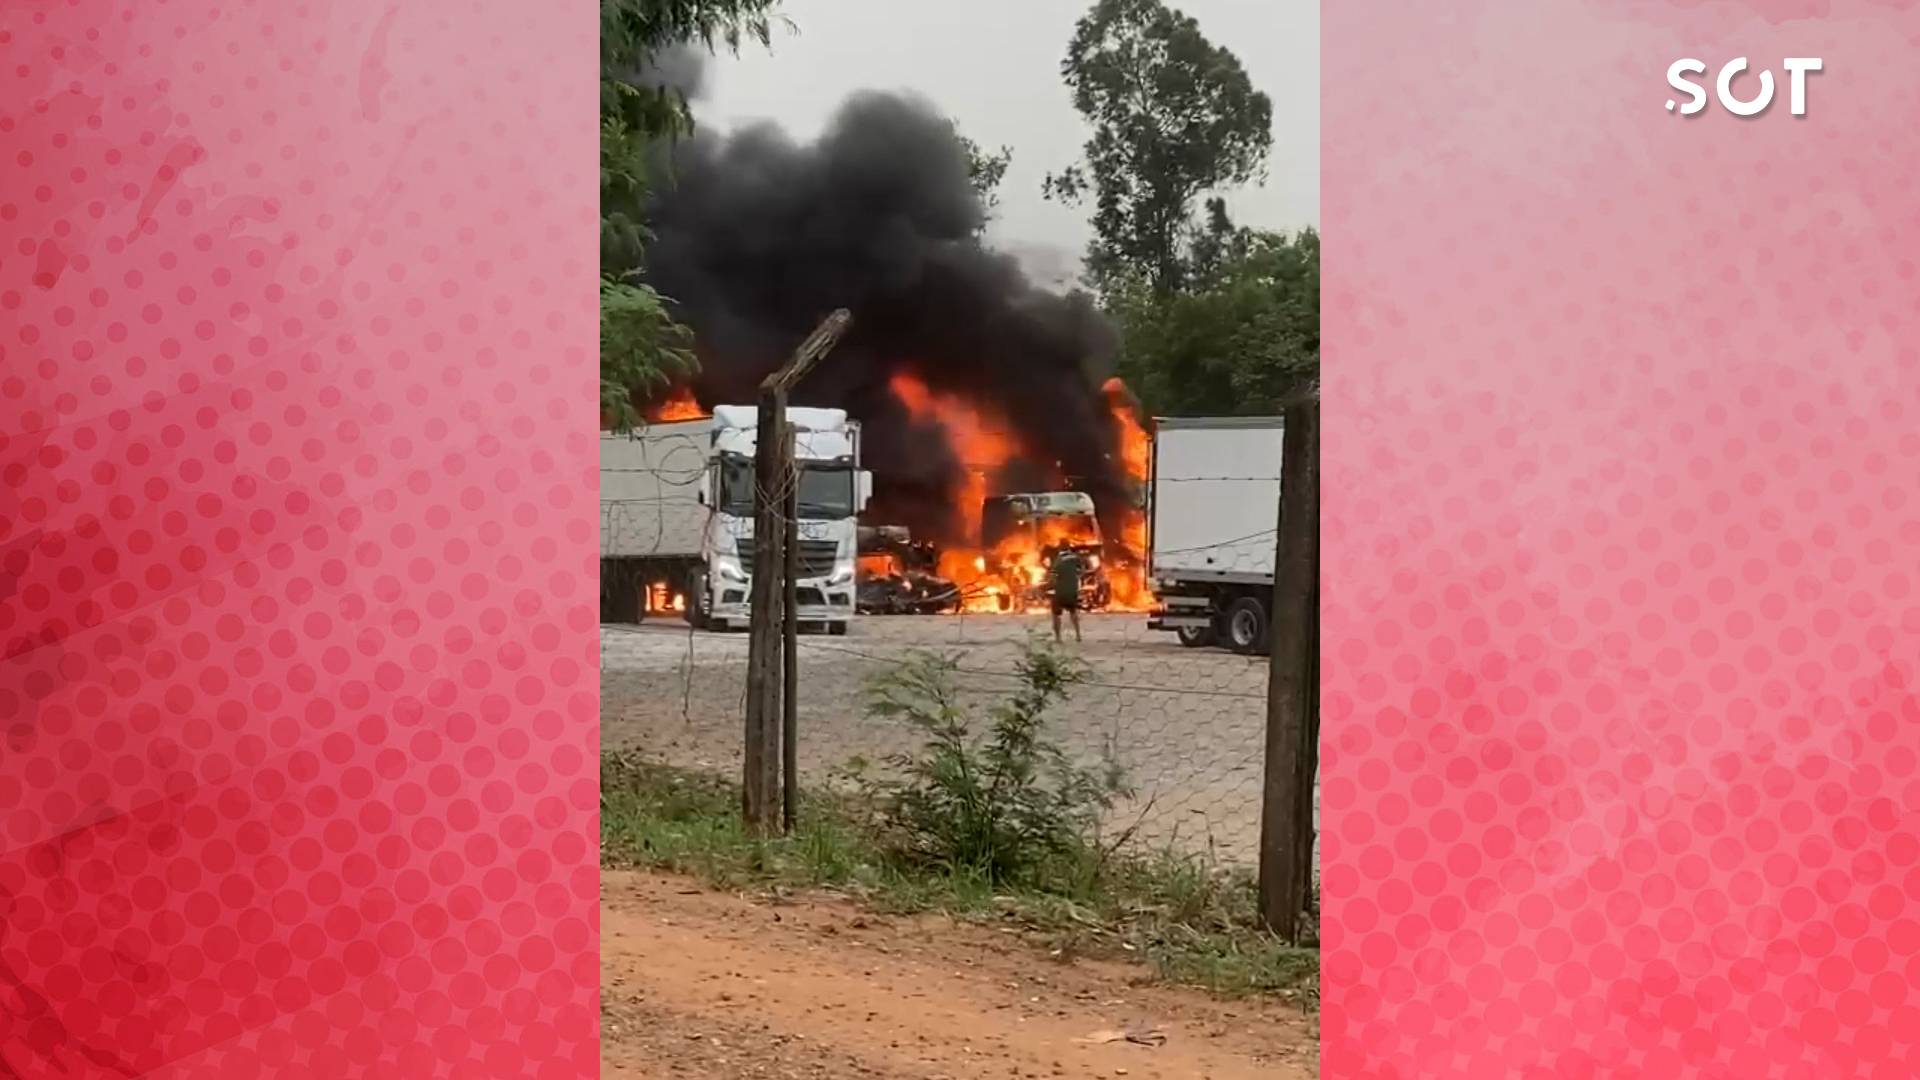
[616,64,1128,545]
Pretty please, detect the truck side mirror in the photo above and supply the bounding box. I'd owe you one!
[856,471,873,512]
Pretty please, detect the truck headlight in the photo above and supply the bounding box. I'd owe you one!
[828,568,853,587]
[716,558,747,583]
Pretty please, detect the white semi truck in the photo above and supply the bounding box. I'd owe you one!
[1145,415,1284,654]
[600,405,870,634]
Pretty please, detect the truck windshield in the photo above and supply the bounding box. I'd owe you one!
[796,465,855,518]
[718,457,855,519]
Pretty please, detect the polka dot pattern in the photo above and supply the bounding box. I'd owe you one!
[1324,3,1920,1076]
[0,2,597,1076]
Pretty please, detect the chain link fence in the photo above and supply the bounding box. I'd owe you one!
[602,613,1317,870]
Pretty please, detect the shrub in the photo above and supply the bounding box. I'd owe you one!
[861,641,1129,885]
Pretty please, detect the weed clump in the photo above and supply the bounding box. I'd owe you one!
[597,640,1317,1001]
[858,642,1128,886]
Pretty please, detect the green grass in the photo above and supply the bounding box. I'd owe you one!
[601,752,1318,1004]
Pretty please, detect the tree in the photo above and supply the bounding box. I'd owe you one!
[600,70,697,431]
[599,0,783,430]
[1043,0,1272,296]
[1106,227,1317,416]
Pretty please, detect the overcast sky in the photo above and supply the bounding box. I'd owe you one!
[697,0,1318,290]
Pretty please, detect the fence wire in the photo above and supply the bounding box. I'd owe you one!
[601,611,1317,871]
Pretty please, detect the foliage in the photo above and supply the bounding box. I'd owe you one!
[1108,227,1318,416]
[600,110,657,266]
[600,0,782,253]
[1043,0,1273,295]
[953,128,1013,228]
[860,644,1128,885]
[602,277,697,431]
[600,753,1317,1001]
[601,0,779,135]
[599,0,783,429]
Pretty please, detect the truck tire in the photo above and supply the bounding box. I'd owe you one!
[828,622,849,637]
[1222,595,1269,656]
[1176,624,1216,648]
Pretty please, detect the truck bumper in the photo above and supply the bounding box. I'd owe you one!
[710,580,855,630]
[1148,593,1213,632]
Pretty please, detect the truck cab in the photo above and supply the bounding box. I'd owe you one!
[691,405,871,634]
[980,491,1112,610]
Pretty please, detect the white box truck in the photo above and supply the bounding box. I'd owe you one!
[601,405,870,634]
[1146,415,1283,654]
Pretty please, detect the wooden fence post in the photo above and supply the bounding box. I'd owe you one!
[741,310,851,835]
[782,422,800,834]
[1259,391,1320,942]
[742,388,787,833]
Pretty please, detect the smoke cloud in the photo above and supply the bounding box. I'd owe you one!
[622,57,1128,544]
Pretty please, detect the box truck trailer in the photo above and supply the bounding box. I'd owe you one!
[1145,416,1284,654]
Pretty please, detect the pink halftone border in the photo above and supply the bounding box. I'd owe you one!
[1,2,598,1076]
[1325,2,1920,1077]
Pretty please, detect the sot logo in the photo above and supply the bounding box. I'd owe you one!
[1666,57,1822,116]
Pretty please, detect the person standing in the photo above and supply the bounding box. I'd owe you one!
[1049,547,1084,644]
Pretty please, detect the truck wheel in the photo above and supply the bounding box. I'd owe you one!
[1176,624,1216,648]
[1222,596,1269,655]
[828,622,849,637]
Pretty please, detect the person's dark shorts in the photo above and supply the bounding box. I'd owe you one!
[1051,594,1080,614]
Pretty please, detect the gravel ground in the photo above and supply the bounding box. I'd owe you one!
[601,613,1308,866]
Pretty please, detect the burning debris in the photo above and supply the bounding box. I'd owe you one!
[855,526,960,615]
[615,53,1154,614]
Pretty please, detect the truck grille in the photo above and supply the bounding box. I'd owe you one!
[735,539,840,579]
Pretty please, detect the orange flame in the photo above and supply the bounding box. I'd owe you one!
[890,372,1018,546]
[648,385,707,423]
[881,373,1156,614]
[889,375,1015,465]
[1101,378,1153,611]
[1104,377,1150,480]
[644,581,687,614]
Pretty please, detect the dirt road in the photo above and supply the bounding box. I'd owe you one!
[601,871,1317,1080]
